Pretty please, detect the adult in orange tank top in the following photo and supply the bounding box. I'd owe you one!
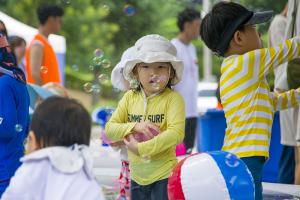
[25,4,64,85]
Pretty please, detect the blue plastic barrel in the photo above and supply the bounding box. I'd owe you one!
[197,109,282,183]
[197,109,226,152]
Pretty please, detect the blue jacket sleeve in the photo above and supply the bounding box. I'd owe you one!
[0,83,18,138]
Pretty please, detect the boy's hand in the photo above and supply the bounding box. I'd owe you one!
[133,121,160,139]
[124,134,139,155]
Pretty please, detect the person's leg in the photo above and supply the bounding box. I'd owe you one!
[117,160,131,200]
[278,145,295,184]
[295,147,300,184]
[150,178,168,200]
[131,180,151,200]
[241,156,265,200]
[184,117,198,154]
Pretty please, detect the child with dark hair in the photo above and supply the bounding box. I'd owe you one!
[200,2,300,199]
[0,33,29,198]
[2,97,105,200]
[0,20,8,37]
[8,36,26,73]
[37,4,64,25]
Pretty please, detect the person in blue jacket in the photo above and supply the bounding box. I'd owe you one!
[0,32,29,197]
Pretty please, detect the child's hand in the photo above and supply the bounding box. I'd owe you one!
[124,134,139,155]
[110,141,125,147]
[133,121,160,140]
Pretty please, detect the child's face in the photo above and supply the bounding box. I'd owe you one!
[135,62,172,96]
[186,18,201,40]
[242,25,263,51]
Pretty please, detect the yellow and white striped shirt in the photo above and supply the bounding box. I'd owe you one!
[221,36,300,158]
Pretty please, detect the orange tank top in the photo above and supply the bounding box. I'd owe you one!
[25,34,61,84]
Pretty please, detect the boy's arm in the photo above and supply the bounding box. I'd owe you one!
[105,93,136,142]
[271,88,300,111]
[137,94,185,157]
[255,36,300,79]
[30,43,44,85]
[0,83,19,138]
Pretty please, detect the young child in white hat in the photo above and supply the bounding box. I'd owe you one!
[105,34,185,200]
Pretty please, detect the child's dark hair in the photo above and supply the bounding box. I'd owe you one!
[8,35,26,48]
[177,8,201,32]
[30,97,91,147]
[200,2,248,56]
[0,20,8,37]
[37,4,64,25]
[8,36,26,59]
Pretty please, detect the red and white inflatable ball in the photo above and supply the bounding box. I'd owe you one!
[168,151,254,200]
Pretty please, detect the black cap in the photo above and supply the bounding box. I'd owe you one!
[245,10,274,25]
[216,10,273,56]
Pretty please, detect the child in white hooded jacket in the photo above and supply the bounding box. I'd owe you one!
[2,97,105,200]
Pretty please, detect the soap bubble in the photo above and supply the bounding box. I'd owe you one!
[71,64,79,71]
[83,82,93,93]
[15,124,23,132]
[98,74,110,85]
[62,0,71,5]
[101,59,111,69]
[40,66,48,74]
[92,84,101,93]
[123,5,136,16]
[94,48,104,58]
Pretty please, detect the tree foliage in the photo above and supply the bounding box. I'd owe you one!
[0,0,284,88]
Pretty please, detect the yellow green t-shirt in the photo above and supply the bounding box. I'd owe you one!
[105,88,185,185]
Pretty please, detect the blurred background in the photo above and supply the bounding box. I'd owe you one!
[0,0,286,112]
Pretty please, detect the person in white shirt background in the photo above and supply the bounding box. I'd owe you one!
[271,0,300,185]
[172,7,201,154]
[268,2,297,185]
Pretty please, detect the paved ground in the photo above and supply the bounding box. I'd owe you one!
[90,127,300,199]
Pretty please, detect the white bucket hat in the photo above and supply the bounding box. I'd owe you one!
[123,34,183,85]
[111,46,135,91]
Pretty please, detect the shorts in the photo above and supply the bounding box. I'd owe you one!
[280,108,300,146]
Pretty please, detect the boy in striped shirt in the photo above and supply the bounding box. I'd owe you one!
[200,2,300,200]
